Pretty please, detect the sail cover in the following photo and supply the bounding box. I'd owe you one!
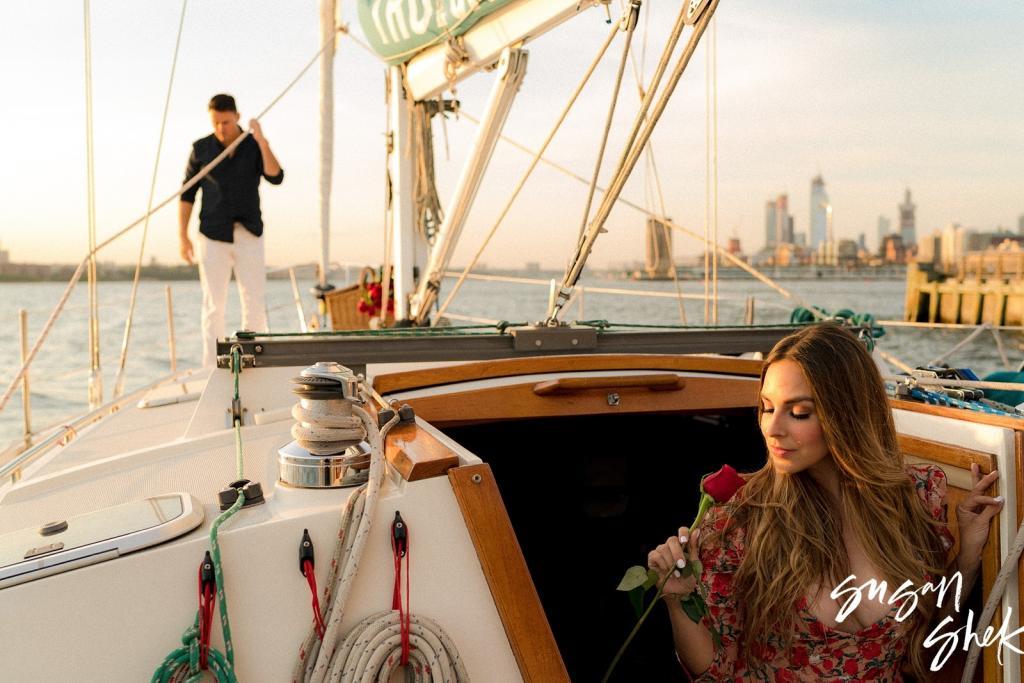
[358,0,516,65]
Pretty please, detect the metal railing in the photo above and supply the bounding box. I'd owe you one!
[439,270,790,322]
[0,368,197,484]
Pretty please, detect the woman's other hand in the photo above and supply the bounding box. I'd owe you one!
[956,463,1003,562]
[648,526,701,600]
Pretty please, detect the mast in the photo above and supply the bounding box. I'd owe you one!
[314,0,337,322]
[411,48,528,324]
[386,67,425,321]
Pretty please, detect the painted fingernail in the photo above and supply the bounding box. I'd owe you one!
[679,535,688,544]
[995,496,1005,503]
[676,558,686,569]
[673,570,681,578]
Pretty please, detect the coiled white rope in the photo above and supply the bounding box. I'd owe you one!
[331,610,469,682]
[293,399,467,682]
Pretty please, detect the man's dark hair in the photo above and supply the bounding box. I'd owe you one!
[208,94,237,112]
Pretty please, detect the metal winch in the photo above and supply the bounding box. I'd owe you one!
[278,361,371,489]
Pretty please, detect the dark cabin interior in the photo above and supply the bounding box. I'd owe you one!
[443,408,766,681]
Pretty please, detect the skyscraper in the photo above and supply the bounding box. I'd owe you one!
[877,216,891,250]
[899,188,917,248]
[765,200,777,248]
[810,175,829,249]
[776,194,792,244]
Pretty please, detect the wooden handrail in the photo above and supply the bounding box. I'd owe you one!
[532,374,684,396]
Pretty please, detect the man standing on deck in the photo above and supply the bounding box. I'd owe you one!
[179,94,284,367]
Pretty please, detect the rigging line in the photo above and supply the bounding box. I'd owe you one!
[575,1,639,245]
[711,16,719,324]
[83,0,101,409]
[431,21,620,325]
[703,24,710,325]
[623,19,686,324]
[0,30,340,414]
[547,0,715,324]
[113,0,188,399]
[456,109,821,314]
[927,324,990,367]
[89,29,336,259]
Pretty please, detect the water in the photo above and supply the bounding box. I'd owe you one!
[1,276,1019,447]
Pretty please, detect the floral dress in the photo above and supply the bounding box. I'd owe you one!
[692,464,955,682]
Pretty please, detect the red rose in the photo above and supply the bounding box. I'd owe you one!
[357,300,369,313]
[860,641,881,660]
[701,464,746,503]
[843,658,859,676]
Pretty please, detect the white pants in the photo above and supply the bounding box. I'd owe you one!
[198,224,268,367]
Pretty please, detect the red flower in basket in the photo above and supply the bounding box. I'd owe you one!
[359,270,395,318]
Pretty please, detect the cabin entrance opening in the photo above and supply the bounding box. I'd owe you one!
[443,409,765,681]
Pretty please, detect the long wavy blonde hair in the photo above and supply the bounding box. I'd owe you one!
[720,324,949,679]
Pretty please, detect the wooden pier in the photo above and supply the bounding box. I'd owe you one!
[905,251,1024,325]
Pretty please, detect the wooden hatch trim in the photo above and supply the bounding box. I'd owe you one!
[893,399,1024,432]
[898,432,1002,683]
[372,354,763,395]
[1017,429,1024,676]
[897,434,995,477]
[401,374,758,426]
[449,464,569,683]
[384,421,460,481]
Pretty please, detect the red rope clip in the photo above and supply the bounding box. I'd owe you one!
[391,511,412,667]
[300,529,326,640]
[197,551,216,670]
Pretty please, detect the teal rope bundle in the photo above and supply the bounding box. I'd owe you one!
[152,348,248,682]
[789,306,885,349]
[151,493,245,683]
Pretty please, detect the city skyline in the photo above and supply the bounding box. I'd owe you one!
[2,2,1022,270]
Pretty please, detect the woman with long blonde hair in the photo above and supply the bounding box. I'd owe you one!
[649,324,1003,681]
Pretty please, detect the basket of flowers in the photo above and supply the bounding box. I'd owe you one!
[325,266,395,330]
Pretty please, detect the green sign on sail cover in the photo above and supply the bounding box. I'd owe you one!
[358,0,515,65]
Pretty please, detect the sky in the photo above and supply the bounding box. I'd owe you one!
[0,1,1021,270]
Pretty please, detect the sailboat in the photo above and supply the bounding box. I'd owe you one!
[1,1,1020,681]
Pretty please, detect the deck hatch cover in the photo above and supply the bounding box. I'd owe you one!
[0,493,204,589]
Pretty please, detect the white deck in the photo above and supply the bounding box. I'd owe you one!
[0,363,521,681]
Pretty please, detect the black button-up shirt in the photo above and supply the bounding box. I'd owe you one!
[181,132,284,242]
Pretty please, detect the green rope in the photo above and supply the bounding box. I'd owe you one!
[210,492,245,669]
[789,306,886,349]
[150,494,244,683]
[153,349,247,682]
[231,347,243,478]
